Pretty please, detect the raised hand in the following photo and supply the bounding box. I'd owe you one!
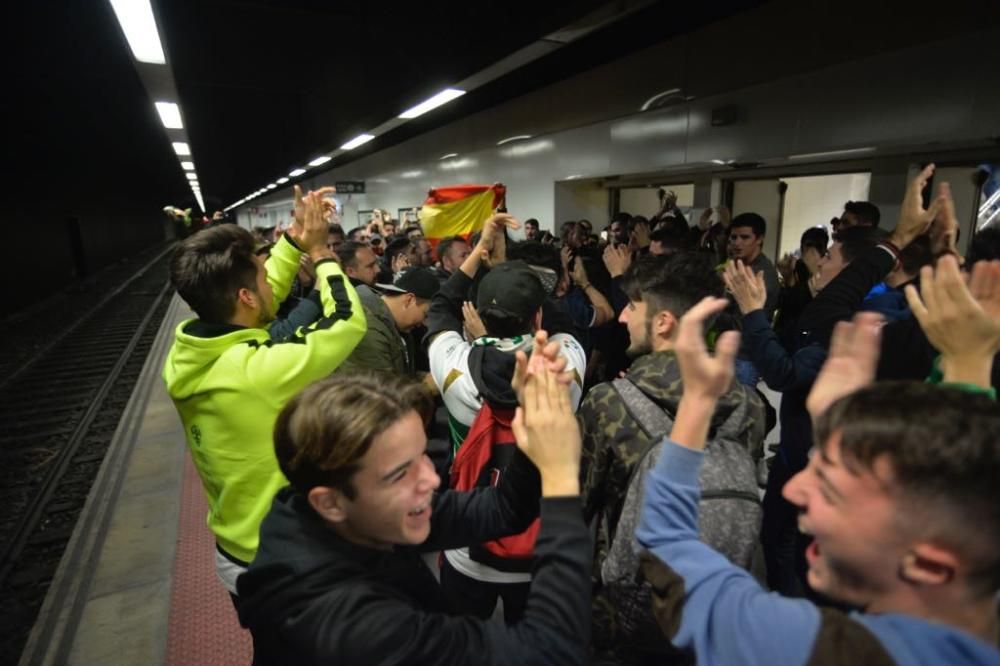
[670,296,740,450]
[511,330,570,407]
[297,189,332,258]
[776,253,798,286]
[632,220,651,249]
[391,251,411,275]
[510,332,581,497]
[928,182,960,259]
[723,260,767,314]
[675,297,740,401]
[890,164,943,248]
[806,311,883,421]
[905,255,1000,388]
[462,301,487,340]
[479,213,518,267]
[602,243,632,278]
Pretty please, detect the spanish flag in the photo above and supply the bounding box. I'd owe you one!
[420,184,506,249]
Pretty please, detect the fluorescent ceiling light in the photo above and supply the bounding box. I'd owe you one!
[186,173,198,180]
[496,135,532,146]
[308,155,332,167]
[181,161,195,170]
[289,168,307,177]
[789,147,875,160]
[154,101,183,129]
[640,88,683,111]
[109,0,166,64]
[398,88,466,119]
[439,153,458,160]
[267,184,277,189]
[276,177,289,184]
[400,170,424,178]
[340,133,375,150]
[172,142,190,156]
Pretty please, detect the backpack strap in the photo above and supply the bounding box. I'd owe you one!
[611,378,676,491]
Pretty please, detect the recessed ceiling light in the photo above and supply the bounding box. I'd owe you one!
[267,184,277,189]
[289,168,307,177]
[340,133,375,150]
[172,142,191,156]
[439,153,458,160]
[276,177,289,184]
[399,88,465,119]
[186,173,197,180]
[154,101,183,129]
[109,0,166,64]
[308,155,332,167]
[181,161,195,170]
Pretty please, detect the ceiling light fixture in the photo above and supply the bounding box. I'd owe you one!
[639,88,683,111]
[267,184,277,189]
[289,168,307,177]
[276,177,289,184]
[109,0,166,64]
[186,173,197,180]
[399,88,466,119]
[181,161,195,170]
[172,142,190,156]
[439,153,458,160]
[496,135,532,146]
[340,133,375,150]
[154,101,183,129]
[788,147,876,160]
[308,155,332,167]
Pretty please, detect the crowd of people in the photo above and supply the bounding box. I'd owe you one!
[162,166,1000,665]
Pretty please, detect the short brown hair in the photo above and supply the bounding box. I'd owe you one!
[273,372,434,499]
[815,382,1000,597]
[170,225,258,323]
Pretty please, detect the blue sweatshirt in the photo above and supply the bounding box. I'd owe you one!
[636,440,1000,666]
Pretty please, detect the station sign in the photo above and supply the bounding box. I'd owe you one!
[335,181,366,194]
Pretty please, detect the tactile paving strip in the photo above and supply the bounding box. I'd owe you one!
[165,454,253,665]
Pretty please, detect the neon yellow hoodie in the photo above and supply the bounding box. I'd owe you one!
[162,235,366,562]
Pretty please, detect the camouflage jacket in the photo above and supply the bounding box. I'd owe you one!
[579,350,765,547]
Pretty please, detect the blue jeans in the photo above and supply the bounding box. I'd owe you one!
[734,358,760,387]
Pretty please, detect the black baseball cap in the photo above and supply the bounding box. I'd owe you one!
[476,260,547,320]
[375,267,439,300]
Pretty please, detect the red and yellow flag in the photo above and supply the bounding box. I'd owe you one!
[420,184,506,249]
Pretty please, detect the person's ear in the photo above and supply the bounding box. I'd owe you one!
[655,310,678,339]
[237,287,257,310]
[308,486,349,524]
[898,544,958,587]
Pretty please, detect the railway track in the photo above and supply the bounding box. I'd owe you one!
[0,246,175,663]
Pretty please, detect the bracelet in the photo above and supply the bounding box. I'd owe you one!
[875,241,901,271]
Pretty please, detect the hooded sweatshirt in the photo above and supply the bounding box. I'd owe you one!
[162,235,366,565]
[237,458,593,666]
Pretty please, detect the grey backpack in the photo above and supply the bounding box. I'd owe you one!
[601,379,762,653]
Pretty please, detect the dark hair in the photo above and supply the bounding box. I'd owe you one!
[815,382,1000,597]
[384,237,414,265]
[832,225,883,263]
[170,225,259,323]
[650,227,691,252]
[336,240,370,269]
[328,223,345,237]
[437,236,468,262]
[844,201,881,226]
[966,227,1000,267]
[478,309,535,338]
[524,218,539,228]
[347,226,368,241]
[898,235,933,275]
[800,226,829,255]
[621,252,723,320]
[730,212,767,237]
[508,240,564,283]
[274,373,434,499]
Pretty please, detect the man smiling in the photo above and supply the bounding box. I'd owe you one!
[635,256,1000,665]
[237,335,592,665]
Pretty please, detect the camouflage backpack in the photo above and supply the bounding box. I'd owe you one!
[601,378,763,654]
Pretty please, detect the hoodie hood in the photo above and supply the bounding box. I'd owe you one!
[162,319,267,400]
[467,335,533,410]
[627,351,766,459]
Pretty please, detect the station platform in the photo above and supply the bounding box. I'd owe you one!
[20,295,252,666]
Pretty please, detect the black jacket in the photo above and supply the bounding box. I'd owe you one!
[237,460,592,665]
